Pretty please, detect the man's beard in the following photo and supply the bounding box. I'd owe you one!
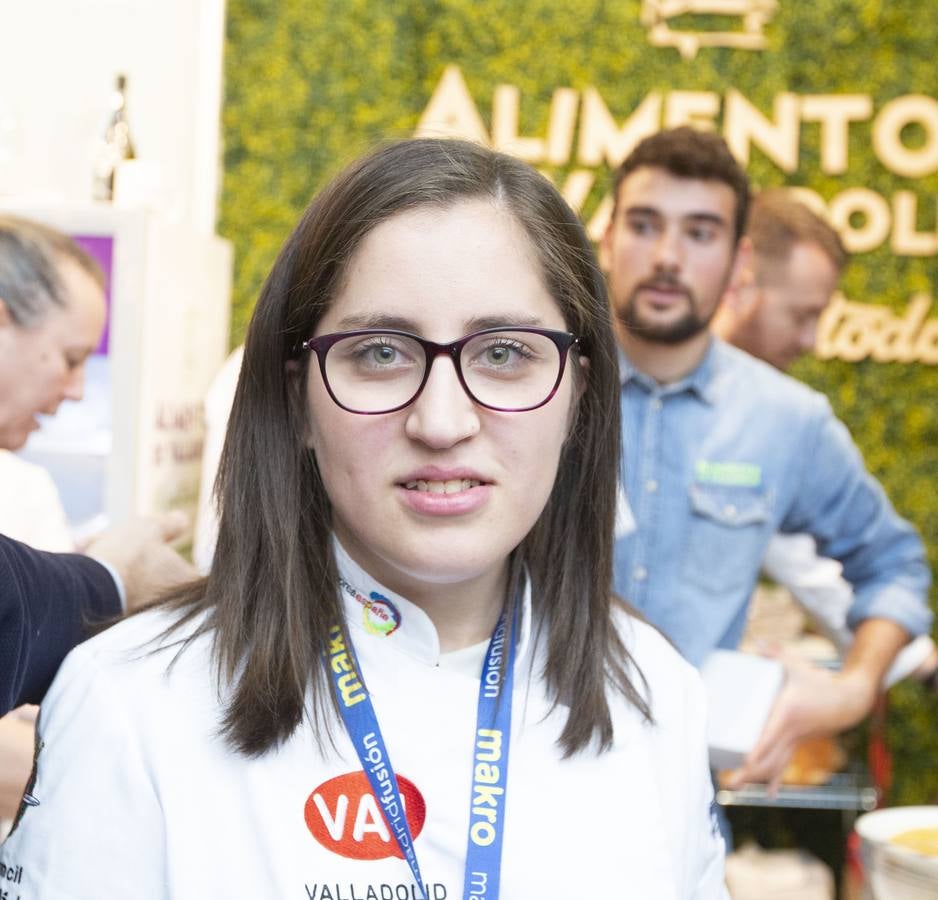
[615,277,715,345]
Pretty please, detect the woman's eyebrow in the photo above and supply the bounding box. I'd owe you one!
[334,313,548,334]
[335,313,418,331]
[464,314,546,331]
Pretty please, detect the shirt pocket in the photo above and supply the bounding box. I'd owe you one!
[682,484,773,597]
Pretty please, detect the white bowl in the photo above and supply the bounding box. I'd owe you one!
[855,806,938,900]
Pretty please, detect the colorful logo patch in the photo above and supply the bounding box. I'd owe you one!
[362,592,401,636]
[304,772,427,860]
[338,578,402,636]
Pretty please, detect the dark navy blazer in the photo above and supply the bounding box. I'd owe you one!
[0,534,120,716]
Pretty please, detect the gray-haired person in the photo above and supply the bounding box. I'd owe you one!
[0,215,106,450]
[0,216,192,784]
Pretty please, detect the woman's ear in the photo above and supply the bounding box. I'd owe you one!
[564,352,589,438]
[575,353,590,399]
[285,358,315,447]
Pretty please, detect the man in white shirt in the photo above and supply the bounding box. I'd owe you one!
[712,189,937,689]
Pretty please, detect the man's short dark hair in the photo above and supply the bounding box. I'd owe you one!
[612,127,751,243]
[748,188,848,277]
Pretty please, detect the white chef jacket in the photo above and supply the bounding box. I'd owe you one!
[764,533,935,686]
[0,450,73,552]
[0,545,727,898]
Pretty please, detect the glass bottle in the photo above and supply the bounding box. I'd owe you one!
[92,74,136,203]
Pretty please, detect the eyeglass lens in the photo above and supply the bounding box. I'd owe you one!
[323,330,565,413]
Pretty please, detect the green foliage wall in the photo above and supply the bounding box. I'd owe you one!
[221,0,937,804]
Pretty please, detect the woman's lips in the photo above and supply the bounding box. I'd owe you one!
[396,479,491,515]
[404,478,482,493]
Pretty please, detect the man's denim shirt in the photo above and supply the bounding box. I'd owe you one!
[613,338,932,667]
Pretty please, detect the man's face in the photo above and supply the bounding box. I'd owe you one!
[732,241,840,371]
[0,258,106,450]
[601,166,741,345]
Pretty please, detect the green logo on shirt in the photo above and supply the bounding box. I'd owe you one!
[695,460,762,488]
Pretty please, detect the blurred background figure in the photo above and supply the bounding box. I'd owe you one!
[0,215,193,829]
[0,215,105,453]
[713,188,844,372]
[603,128,931,798]
[0,215,99,554]
[0,214,108,827]
[713,190,938,689]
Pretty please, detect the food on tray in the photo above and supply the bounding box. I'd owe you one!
[781,736,846,786]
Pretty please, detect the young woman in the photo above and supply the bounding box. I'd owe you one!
[0,139,726,898]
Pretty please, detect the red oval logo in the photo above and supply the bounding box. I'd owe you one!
[304,772,427,860]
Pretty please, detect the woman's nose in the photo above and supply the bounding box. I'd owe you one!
[404,354,481,449]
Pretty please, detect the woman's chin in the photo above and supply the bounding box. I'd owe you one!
[354,540,510,596]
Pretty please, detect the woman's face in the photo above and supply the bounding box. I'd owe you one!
[305,199,579,597]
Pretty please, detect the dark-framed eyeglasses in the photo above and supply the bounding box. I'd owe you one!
[300,326,581,415]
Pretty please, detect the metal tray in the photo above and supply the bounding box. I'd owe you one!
[716,768,879,812]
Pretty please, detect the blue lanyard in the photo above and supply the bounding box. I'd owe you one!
[461,609,516,900]
[329,603,518,900]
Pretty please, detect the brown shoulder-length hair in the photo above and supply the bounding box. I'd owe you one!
[163,138,650,757]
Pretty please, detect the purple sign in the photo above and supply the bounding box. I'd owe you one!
[72,234,114,355]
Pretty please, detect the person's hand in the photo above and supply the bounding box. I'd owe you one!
[723,647,877,794]
[85,511,197,611]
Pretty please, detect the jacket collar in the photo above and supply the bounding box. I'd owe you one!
[333,537,533,673]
